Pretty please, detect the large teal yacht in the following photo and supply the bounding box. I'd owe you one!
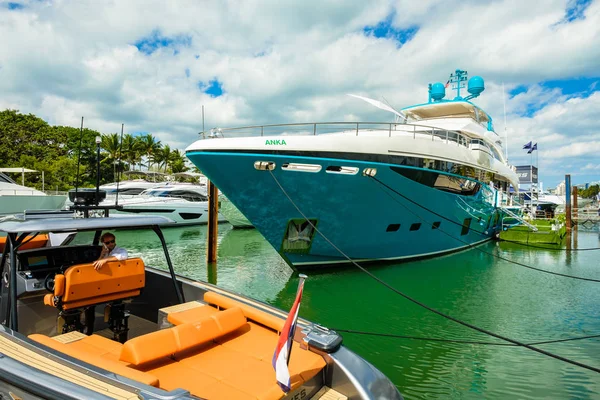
[186,69,519,269]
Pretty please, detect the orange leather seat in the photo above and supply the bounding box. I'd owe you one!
[119,307,247,366]
[167,304,219,326]
[28,334,159,387]
[0,234,48,252]
[44,258,145,310]
[204,291,285,332]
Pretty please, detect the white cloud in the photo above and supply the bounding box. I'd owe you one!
[582,163,600,171]
[0,0,599,187]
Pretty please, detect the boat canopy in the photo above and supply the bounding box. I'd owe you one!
[404,101,490,125]
[0,215,175,234]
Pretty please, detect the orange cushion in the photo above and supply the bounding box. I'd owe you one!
[167,304,219,325]
[43,294,55,307]
[62,258,145,304]
[0,234,48,253]
[120,328,178,366]
[28,334,159,387]
[217,322,278,361]
[54,274,65,296]
[120,308,247,366]
[173,317,220,352]
[204,292,285,332]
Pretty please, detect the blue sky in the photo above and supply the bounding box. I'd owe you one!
[0,0,599,188]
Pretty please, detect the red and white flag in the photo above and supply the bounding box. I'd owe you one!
[272,274,307,392]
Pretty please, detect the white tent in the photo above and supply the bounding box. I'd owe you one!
[0,167,44,189]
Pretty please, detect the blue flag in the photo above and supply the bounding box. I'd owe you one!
[523,141,532,150]
[527,143,537,154]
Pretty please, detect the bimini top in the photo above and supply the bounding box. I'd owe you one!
[402,69,494,131]
[0,214,176,234]
[403,101,490,123]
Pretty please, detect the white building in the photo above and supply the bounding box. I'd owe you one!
[555,180,566,196]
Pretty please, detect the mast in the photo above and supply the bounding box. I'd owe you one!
[503,82,508,162]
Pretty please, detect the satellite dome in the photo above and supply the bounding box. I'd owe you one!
[468,76,485,96]
[431,82,446,101]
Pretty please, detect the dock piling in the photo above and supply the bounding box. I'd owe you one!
[207,180,219,264]
[565,174,571,233]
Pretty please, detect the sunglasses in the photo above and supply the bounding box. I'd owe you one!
[103,240,116,244]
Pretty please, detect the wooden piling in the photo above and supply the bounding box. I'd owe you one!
[207,180,219,264]
[565,174,571,232]
[572,186,578,227]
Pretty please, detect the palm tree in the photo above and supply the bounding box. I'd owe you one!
[155,144,173,173]
[169,149,189,173]
[122,134,143,171]
[137,134,161,172]
[100,133,120,180]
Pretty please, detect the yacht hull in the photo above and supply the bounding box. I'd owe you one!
[0,195,66,216]
[187,151,503,269]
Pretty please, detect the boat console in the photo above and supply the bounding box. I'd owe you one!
[16,245,101,297]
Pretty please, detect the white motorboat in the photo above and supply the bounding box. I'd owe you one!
[104,183,228,226]
[0,172,66,216]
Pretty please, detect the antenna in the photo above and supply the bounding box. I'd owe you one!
[74,117,84,198]
[448,69,468,100]
[502,82,508,162]
[202,105,205,134]
[115,124,124,207]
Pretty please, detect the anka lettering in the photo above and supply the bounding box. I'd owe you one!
[265,139,287,145]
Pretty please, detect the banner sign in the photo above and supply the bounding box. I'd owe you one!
[515,165,538,184]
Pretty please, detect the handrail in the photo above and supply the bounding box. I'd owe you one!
[201,122,474,149]
[500,206,538,232]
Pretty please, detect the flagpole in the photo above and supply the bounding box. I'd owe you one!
[502,82,508,161]
[287,274,307,366]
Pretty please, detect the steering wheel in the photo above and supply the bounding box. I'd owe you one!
[44,272,56,293]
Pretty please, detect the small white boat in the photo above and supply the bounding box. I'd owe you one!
[106,183,228,226]
[0,172,66,216]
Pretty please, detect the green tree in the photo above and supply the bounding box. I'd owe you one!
[169,150,189,173]
[121,134,143,171]
[61,125,105,187]
[100,133,121,180]
[137,134,161,171]
[581,184,599,199]
[0,110,67,173]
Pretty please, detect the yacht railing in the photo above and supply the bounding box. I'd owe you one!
[0,189,46,196]
[202,122,473,149]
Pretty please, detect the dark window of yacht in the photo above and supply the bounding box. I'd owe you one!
[390,166,481,196]
[461,218,472,236]
[432,221,441,229]
[170,190,207,202]
[386,224,400,232]
[410,223,421,231]
[119,188,146,195]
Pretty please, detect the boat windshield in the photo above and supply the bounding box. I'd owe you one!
[143,190,207,202]
[404,102,490,125]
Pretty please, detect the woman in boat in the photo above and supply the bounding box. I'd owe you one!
[94,232,128,270]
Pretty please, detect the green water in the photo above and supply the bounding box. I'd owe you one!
[110,225,600,399]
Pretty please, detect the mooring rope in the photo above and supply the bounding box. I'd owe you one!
[331,329,600,347]
[268,170,600,374]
